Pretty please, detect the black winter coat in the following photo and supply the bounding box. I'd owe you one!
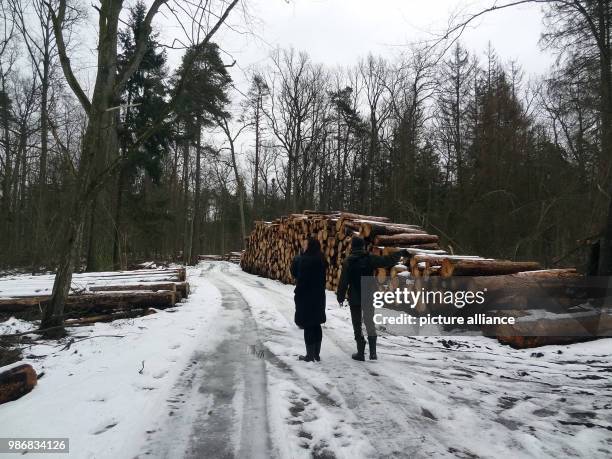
[336,249,403,306]
[290,254,327,328]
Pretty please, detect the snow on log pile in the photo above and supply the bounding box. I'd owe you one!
[240,210,612,348]
[199,252,243,264]
[0,268,189,324]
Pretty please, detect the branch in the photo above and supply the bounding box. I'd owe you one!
[131,0,240,148]
[115,0,168,93]
[439,0,608,60]
[47,0,91,113]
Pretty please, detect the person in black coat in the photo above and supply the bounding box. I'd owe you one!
[337,237,407,361]
[290,237,327,362]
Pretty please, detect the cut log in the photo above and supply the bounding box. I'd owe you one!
[440,259,542,277]
[0,290,176,313]
[494,310,612,348]
[304,210,341,216]
[405,248,448,255]
[410,254,485,270]
[360,221,425,238]
[513,268,579,278]
[199,254,224,261]
[89,282,177,293]
[374,233,439,246]
[339,212,390,223]
[0,363,37,404]
[65,308,157,326]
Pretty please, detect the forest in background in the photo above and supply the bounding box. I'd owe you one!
[0,0,610,273]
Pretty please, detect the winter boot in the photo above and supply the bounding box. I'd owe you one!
[314,341,321,362]
[299,344,316,362]
[368,336,377,360]
[352,337,366,361]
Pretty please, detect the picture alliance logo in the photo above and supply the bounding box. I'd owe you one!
[372,288,488,309]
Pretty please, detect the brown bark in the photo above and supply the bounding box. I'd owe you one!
[64,308,157,326]
[374,233,439,246]
[360,221,424,238]
[2,290,176,313]
[495,311,612,349]
[0,364,37,405]
[440,259,542,277]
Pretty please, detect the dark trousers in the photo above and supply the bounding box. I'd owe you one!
[350,303,376,341]
[350,305,364,342]
[304,324,322,345]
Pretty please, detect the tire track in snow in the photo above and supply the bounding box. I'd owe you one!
[142,269,272,459]
[216,264,443,458]
[185,274,272,459]
[213,262,612,458]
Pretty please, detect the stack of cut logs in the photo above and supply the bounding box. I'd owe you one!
[240,210,552,290]
[199,252,243,264]
[0,268,189,326]
[240,210,612,348]
[241,211,436,290]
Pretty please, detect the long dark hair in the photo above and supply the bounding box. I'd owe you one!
[304,237,322,256]
[304,237,327,268]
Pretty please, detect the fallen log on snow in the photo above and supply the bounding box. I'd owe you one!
[0,363,37,404]
[65,308,158,326]
[440,259,542,277]
[89,282,176,293]
[89,281,189,299]
[73,267,186,282]
[0,290,176,313]
[199,255,224,261]
[493,310,612,349]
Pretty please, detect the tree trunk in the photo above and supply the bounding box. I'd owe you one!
[597,12,612,274]
[86,108,119,272]
[253,98,260,217]
[32,57,50,274]
[182,137,192,265]
[191,125,202,264]
[112,166,127,270]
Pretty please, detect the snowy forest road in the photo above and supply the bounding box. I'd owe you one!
[146,262,612,459]
[5,261,609,458]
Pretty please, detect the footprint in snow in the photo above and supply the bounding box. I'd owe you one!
[533,408,557,417]
[298,430,313,440]
[289,401,306,417]
[153,370,168,379]
[92,420,119,435]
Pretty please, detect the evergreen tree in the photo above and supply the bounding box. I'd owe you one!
[114,0,171,267]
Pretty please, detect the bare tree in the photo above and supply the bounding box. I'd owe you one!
[41,0,241,334]
[217,115,250,244]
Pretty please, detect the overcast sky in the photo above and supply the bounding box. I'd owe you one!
[60,0,553,99]
[193,0,555,90]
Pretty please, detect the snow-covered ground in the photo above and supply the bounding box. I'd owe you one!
[1,261,611,458]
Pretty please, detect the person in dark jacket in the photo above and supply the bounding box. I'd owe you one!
[337,237,407,361]
[290,238,328,362]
